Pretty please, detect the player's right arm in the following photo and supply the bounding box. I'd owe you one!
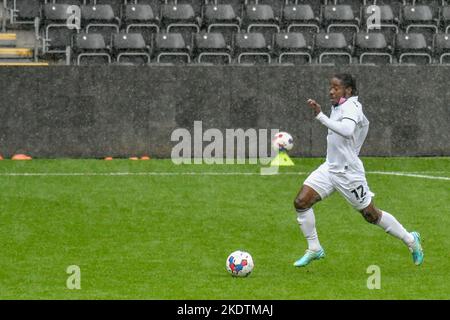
[306,99,356,139]
[315,113,356,138]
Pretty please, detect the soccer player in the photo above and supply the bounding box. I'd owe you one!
[293,73,424,267]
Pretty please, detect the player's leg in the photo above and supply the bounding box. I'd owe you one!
[293,164,334,267]
[360,202,424,266]
[294,185,322,252]
[333,171,424,266]
[359,202,412,244]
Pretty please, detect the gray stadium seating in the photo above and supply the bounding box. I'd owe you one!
[355,32,393,64]
[294,0,322,18]
[50,1,83,5]
[283,4,319,32]
[243,4,280,46]
[6,0,40,25]
[2,0,450,65]
[42,3,79,55]
[395,32,432,64]
[135,0,162,17]
[73,32,111,65]
[273,31,312,64]
[401,4,439,35]
[282,3,319,47]
[315,32,353,64]
[124,4,160,44]
[93,0,122,17]
[81,4,120,42]
[203,3,240,45]
[214,0,243,18]
[441,5,450,33]
[112,32,150,64]
[194,32,231,64]
[161,3,200,46]
[172,0,203,17]
[322,4,360,44]
[153,32,191,63]
[234,32,271,64]
[433,32,450,63]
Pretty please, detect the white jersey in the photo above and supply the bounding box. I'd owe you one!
[325,96,369,173]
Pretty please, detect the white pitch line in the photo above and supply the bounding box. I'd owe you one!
[0,171,448,181]
[366,171,450,181]
[0,172,270,176]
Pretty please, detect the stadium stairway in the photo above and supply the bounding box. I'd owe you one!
[0,32,48,66]
[0,6,47,66]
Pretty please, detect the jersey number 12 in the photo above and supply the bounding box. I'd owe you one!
[351,185,367,201]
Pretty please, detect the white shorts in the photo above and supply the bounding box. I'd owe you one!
[303,163,375,211]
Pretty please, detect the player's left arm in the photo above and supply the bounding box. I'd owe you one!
[306,99,357,139]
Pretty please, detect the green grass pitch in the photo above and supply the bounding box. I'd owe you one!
[0,157,449,299]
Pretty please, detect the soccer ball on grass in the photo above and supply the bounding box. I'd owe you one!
[226,250,254,277]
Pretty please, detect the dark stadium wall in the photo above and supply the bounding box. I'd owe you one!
[0,65,449,158]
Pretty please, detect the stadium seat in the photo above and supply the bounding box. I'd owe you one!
[42,3,80,57]
[395,33,432,64]
[362,4,399,34]
[364,0,404,19]
[411,0,445,9]
[193,32,232,64]
[73,33,111,65]
[135,0,162,18]
[314,32,353,64]
[373,0,407,3]
[400,5,439,35]
[433,33,450,63]
[273,32,312,64]
[243,4,280,46]
[362,4,399,39]
[81,4,120,43]
[161,4,200,46]
[322,4,360,44]
[153,32,191,63]
[51,0,83,4]
[292,0,322,18]
[214,0,244,18]
[249,0,283,19]
[441,6,450,33]
[203,4,241,45]
[172,0,203,17]
[5,0,40,25]
[112,32,151,64]
[93,0,123,17]
[282,3,320,46]
[234,32,271,64]
[366,1,406,5]
[355,32,393,64]
[332,0,362,14]
[124,4,160,44]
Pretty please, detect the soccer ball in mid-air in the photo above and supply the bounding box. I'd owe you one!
[272,132,294,152]
[226,250,254,277]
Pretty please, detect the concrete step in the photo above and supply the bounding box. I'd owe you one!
[0,33,17,47]
[0,61,48,66]
[0,47,33,58]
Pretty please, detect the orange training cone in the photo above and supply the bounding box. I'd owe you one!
[12,154,32,160]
